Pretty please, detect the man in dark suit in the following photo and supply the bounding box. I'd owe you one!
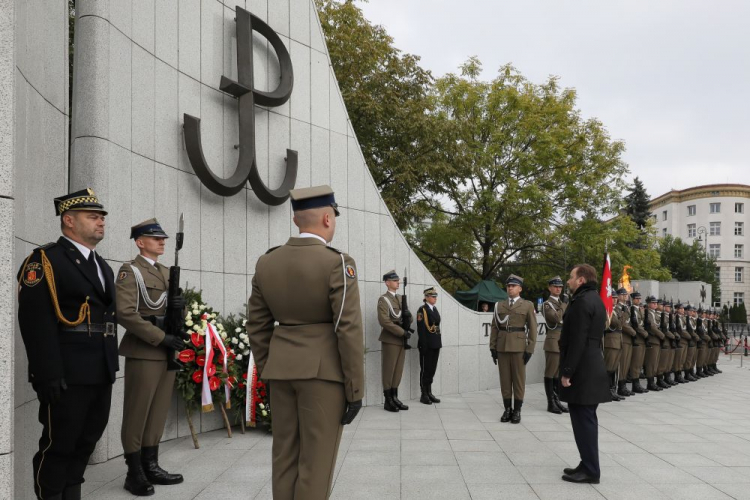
[17,189,119,500]
[559,264,610,484]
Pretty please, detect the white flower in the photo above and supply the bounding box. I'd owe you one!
[200,304,206,311]
[243,349,250,356]
[220,332,227,340]
[191,301,198,309]
[185,320,194,327]
[261,410,268,417]
[217,323,224,330]
[192,309,200,315]
[240,333,248,341]
[185,313,191,320]
[235,327,242,333]
[210,320,216,325]
[231,338,238,345]
[211,313,217,319]
[242,319,247,326]
[236,354,243,360]
[259,403,265,410]
[192,325,201,332]
[238,342,245,349]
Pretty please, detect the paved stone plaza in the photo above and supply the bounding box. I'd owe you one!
[82,356,750,500]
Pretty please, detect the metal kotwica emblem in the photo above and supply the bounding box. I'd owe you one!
[183,6,297,204]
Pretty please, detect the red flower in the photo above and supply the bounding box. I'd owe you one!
[196,355,206,367]
[209,376,221,391]
[201,313,208,320]
[238,383,245,389]
[227,376,237,386]
[178,349,195,363]
[242,373,248,380]
[191,332,204,347]
[206,364,216,377]
[192,370,203,384]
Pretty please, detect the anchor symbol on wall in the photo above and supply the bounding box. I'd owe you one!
[183,6,297,204]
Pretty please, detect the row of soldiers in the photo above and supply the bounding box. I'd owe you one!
[605,290,727,400]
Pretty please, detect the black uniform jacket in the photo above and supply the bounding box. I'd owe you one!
[17,237,119,385]
[558,281,611,405]
[416,303,442,350]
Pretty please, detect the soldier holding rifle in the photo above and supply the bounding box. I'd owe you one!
[615,289,636,397]
[378,270,412,412]
[627,292,649,394]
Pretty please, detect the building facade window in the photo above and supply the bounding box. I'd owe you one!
[736,202,745,214]
[688,224,696,238]
[662,210,667,221]
[710,221,721,236]
[688,205,696,216]
[662,228,667,237]
[735,244,744,259]
[715,267,721,282]
[710,203,721,213]
[734,292,744,306]
[736,267,744,282]
[736,222,744,236]
[709,244,721,258]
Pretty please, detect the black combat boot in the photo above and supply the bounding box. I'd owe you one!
[686,369,698,382]
[668,372,678,385]
[617,380,632,397]
[545,378,562,414]
[647,377,661,391]
[704,365,715,376]
[62,484,81,500]
[141,446,183,485]
[552,378,568,413]
[420,385,432,405]
[657,375,670,389]
[511,400,522,424]
[713,363,722,374]
[675,371,685,384]
[500,399,513,422]
[609,373,623,401]
[631,379,645,393]
[427,384,440,403]
[695,367,705,378]
[383,389,399,412]
[124,451,155,496]
[392,388,409,410]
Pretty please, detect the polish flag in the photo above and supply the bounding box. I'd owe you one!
[600,253,614,316]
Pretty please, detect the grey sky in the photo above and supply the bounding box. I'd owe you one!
[356,0,750,200]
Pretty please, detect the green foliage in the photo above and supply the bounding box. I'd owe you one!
[657,235,721,303]
[624,177,651,232]
[729,303,748,324]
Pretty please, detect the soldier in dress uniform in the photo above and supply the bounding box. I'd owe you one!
[659,301,677,386]
[615,289,636,397]
[709,310,723,374]
[489,275,538,424]
[677,304,697,382]
[695,308,711,378]
[17,189,118,500]
[416,287,442,405]
[685,305,700,379]
[246,185,364,500]
[603,287,623,402]
[643,296,664,391]
[670,301,686,384]
[628,292,649,394]
[542,276,568,414]
[378,270,412,412]
[116,219,184,496]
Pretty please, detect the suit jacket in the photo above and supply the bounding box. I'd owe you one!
[489,298,538,354]
[558,281,610,405]
[542,297,566,353]
[17,237,119,385]
[416,303,442,350]
[378,292,406,345]
[246,237,365,402]
[116,254,171,360]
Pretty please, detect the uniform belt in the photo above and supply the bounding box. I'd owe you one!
[61,322,116,336]
[277,322,333,327]
[606,330,622,334]
[504,327,526,332]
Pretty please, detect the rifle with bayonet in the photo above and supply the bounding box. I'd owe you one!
[165,214,187,370]
[401,268,414,350]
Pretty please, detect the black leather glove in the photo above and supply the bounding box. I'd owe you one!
[161,334,184,351]
[34,379,67,405]
[491,349,498,365]
[341,399,362,425]
[404,329,412,340]
[169,295,186,311]
[523,352,532,365]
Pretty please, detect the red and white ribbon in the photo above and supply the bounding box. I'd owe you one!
[245,351,259,427]
[201,317,231,412]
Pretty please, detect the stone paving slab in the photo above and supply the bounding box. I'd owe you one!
[83,357,750,499]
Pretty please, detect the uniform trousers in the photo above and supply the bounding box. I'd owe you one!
[658,347,671,375]
[618,340,632,380]
[603,347,621,374]
[121,358,176,453]
[686,345,697,370]
[270,379,345,500]
[569,404,601,479]
[672,346,684,372]
[381,343,405,390]
[544,351,559,378]
[644,343,660,378]
[629,344,645,379]
[418,347,441,386]
[498,352,526,400]
[33,384,112,499]
[683,345,693,370]
[696,345,707,368]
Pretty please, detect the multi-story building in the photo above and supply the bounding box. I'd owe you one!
[650,184,750,310]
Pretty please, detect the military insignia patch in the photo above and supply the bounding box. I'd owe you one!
[417,313,423,321]
[23,262,43,287]
[118,271,128,281]
[345,264,356,279]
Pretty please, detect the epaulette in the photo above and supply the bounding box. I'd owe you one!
[326,245,342,254]
[34,242,57,252]
[265,246,280,254]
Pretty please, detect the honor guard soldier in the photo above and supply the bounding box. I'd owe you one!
[246,185,364,500]
[489,274,538,424]
[17,189,118,500]
[685,305,700,379]
[615,289,636,397]
[695,308,711,378]
[709,310,723,374]
[677,303,697,382]
[378,270,412,412]
[116,219,184,495]
[628,292,649,394]
[417,287,442,405]
[603,287,623,401]
[644,297,665,391]
[659,301,677,386]
[670,302,686,384]
[541,276,568,414]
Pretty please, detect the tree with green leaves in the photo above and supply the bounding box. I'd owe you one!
[409,59,628,292]
[624,177,651,231]
[317,0,447,228]
[657,235,720,303]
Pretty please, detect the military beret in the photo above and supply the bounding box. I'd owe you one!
[289,185,339,216]
[630,291,642,299]
[548,276,564,286]
[131,218,169,239]
[506,274,523,286]
[383,270,399,281]
[617,288,629,295]
[423,287,438,297]
[54,188,107,216]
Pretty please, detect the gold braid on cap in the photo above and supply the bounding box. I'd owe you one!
[58,195,100,213]
[19,250,91,327]
[421,305,437,333]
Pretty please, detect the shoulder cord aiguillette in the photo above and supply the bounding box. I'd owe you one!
[129,264,168,311]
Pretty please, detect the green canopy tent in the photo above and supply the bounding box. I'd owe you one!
[454,280,508,311]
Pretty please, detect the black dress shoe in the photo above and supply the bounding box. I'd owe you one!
[420,391,432,405]
[563,463,582,475]
[562,471,600,484]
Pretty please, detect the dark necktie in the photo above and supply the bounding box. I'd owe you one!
[87,251,97,271]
